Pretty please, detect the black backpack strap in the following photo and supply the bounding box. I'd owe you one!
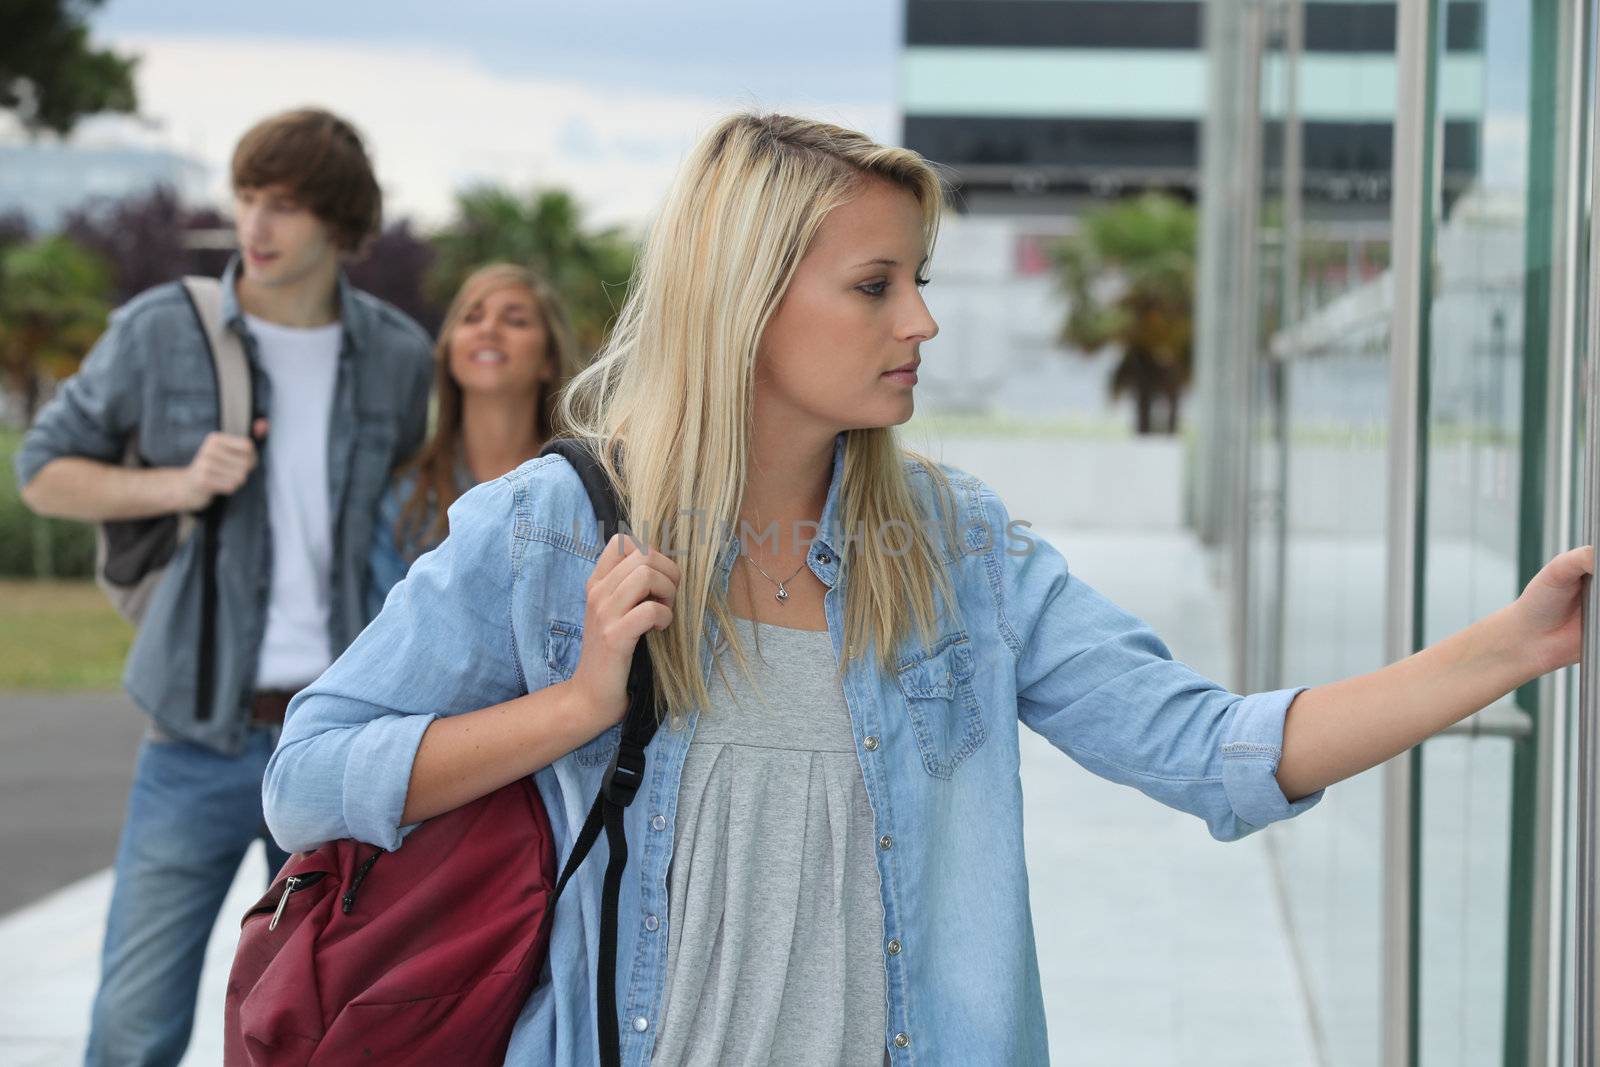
[537,437,661,1067]
[178,278,252,723]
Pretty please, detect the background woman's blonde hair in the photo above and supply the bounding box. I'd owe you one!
[556,112,961,727]
[397,263,580,552]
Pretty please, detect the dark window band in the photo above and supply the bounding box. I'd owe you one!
[906,1,1199,50]
[1443,1,1483,51]
[1304,3,1396,52]
[904,115,1197,171]
[903,115,1479,184]
[1305,2,1482,52]
[904,1,1482,54]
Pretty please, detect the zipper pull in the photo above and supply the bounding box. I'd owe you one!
[268,875,301,932]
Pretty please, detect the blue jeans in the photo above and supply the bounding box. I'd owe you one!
[85,726,290,1067]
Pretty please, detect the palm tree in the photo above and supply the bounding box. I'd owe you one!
[0,235,112,422]
[1052,193,1196,434]
[428,187,637,354]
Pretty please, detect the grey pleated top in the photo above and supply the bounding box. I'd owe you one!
[651,615,890,1067]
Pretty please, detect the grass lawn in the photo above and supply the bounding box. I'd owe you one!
[0,580,131,690]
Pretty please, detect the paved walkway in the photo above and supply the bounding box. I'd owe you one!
[0,851,267,1067]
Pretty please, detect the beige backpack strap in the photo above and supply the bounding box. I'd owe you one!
[181,276,252,438]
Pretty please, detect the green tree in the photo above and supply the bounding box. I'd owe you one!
[0,235,112,422]
[1,0,139,136]
[428,187,636,353]
[1053,193,1196,435]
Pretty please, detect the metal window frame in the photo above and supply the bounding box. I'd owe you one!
[1384,0,1437,1062]
[1230,0,1270,694]
[1515,0,1592,1060]
[1575,0,1600,1052]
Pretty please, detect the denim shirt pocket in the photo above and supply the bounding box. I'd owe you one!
[546,618,622,767]
[151,388,216,464]
[895,631,987,778]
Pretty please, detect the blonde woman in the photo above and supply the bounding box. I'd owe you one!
[265,114,1593,1065]
[366,263,579,617]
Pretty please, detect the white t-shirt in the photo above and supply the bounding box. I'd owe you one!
[245,312,341,690]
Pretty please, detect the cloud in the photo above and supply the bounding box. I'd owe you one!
[85,33,897,230]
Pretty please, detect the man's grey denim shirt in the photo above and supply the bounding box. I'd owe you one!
[15,256,433,756]
[264,432,1327,1065]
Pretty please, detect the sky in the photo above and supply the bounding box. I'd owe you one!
[70,0,906,229]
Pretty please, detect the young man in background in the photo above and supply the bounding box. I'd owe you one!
[16,107,434,1066]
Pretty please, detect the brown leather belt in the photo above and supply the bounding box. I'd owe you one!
[250,689,297,725]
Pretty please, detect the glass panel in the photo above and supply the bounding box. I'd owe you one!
[1247,2,1395,1063]
[1268,293,1392,1063]
[1417,738,1516,1064]
[1229,1,1573,1060]
[1416,0,1541,1061]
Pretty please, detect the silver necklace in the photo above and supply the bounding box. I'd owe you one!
[742,552,809,604]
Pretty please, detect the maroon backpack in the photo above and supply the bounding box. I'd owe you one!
[223,777,556,1066]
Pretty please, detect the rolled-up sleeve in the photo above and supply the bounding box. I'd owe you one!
[1220,685,1323,829]
[14,310,141,487]
[986,486,1325,841]
[264,475,527,854]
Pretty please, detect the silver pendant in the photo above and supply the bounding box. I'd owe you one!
[775,585,789,603]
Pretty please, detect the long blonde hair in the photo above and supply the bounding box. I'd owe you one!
[555,113,962,727]
[397,263,580,553]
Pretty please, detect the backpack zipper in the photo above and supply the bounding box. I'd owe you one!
[341,850,382,915]
[247,870,329,931]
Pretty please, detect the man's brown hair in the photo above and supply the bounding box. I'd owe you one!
[231,108,382,253]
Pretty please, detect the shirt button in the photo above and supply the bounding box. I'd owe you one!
[815,551,832,564]
[879,834,893,851]
[887,938,901,955]
[633,1016,649,1033]
[894,1032,910,1048]
[644,914,660,932]
[651,814,666,831]
[864,735,879,751]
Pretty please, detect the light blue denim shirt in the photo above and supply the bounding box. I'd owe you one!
[264,432,1324,1066]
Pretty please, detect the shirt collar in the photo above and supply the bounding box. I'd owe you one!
[220,253,357,344]
[813,431,848,561]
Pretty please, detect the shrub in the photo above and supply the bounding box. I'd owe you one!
[0,431,96,578]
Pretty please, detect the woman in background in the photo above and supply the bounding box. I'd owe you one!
[368,263,579,613]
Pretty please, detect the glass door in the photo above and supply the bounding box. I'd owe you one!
[1415,0,1587,1063]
